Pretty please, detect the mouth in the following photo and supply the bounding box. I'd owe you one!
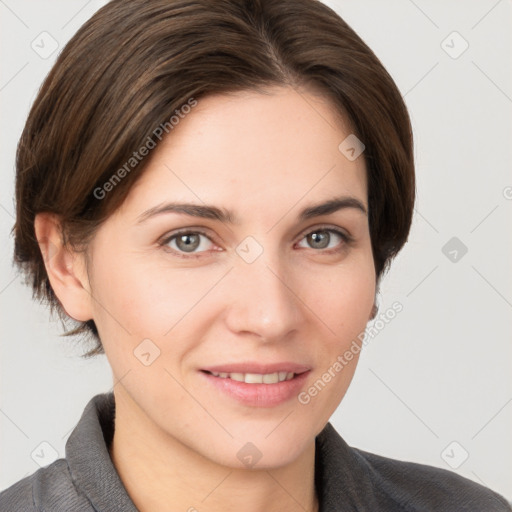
[199,365,311,407]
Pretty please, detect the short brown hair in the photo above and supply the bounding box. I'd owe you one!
[13,0,415,357]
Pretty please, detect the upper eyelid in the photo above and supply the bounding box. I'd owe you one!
[298,223,350,237]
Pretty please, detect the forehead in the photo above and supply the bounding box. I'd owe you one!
[118,86,367,224]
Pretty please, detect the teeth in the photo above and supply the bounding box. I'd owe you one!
[209,371,296,383]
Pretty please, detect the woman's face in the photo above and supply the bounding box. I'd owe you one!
[83,86,375,468]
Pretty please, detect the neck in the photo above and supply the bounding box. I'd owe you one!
[110,387,319,512]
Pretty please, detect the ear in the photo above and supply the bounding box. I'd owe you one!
[34,212,94,322]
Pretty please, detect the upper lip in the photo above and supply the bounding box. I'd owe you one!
[201,362,311,374]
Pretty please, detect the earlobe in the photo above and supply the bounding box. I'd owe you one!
[34,213,94,323]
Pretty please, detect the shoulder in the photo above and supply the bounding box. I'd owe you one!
[0,458,93,511]
[353,446,512,511]
[315,423,511,511]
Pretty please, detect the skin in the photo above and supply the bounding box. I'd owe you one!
[35,86,376,512]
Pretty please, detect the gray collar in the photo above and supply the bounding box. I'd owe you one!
[66,392,138,512]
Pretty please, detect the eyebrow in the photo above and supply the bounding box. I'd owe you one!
[136,196,367,225]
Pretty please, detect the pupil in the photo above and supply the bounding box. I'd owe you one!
[177,233,199,252]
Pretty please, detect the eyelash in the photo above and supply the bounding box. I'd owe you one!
[159,225,354,259]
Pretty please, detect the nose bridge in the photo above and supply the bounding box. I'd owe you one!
[225,251,300,340]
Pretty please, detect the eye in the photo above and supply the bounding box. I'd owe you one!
[159,226,352,259]
[161,230,215,256]
[296,227,351,252]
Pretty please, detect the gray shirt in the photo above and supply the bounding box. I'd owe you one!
[0,392,510,511]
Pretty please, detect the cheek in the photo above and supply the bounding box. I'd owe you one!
[298,266,374,428]
[308,256,376,342]
[89,251,225,347]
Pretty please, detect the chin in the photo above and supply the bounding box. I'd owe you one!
[201,427,315,471]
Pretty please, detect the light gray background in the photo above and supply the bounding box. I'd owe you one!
[1,0,511,501]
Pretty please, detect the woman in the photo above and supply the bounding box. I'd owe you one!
[1,0,510,510]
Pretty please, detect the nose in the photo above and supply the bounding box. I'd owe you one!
[223,255,302,342]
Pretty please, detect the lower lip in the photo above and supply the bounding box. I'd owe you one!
[199,370,310,407]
